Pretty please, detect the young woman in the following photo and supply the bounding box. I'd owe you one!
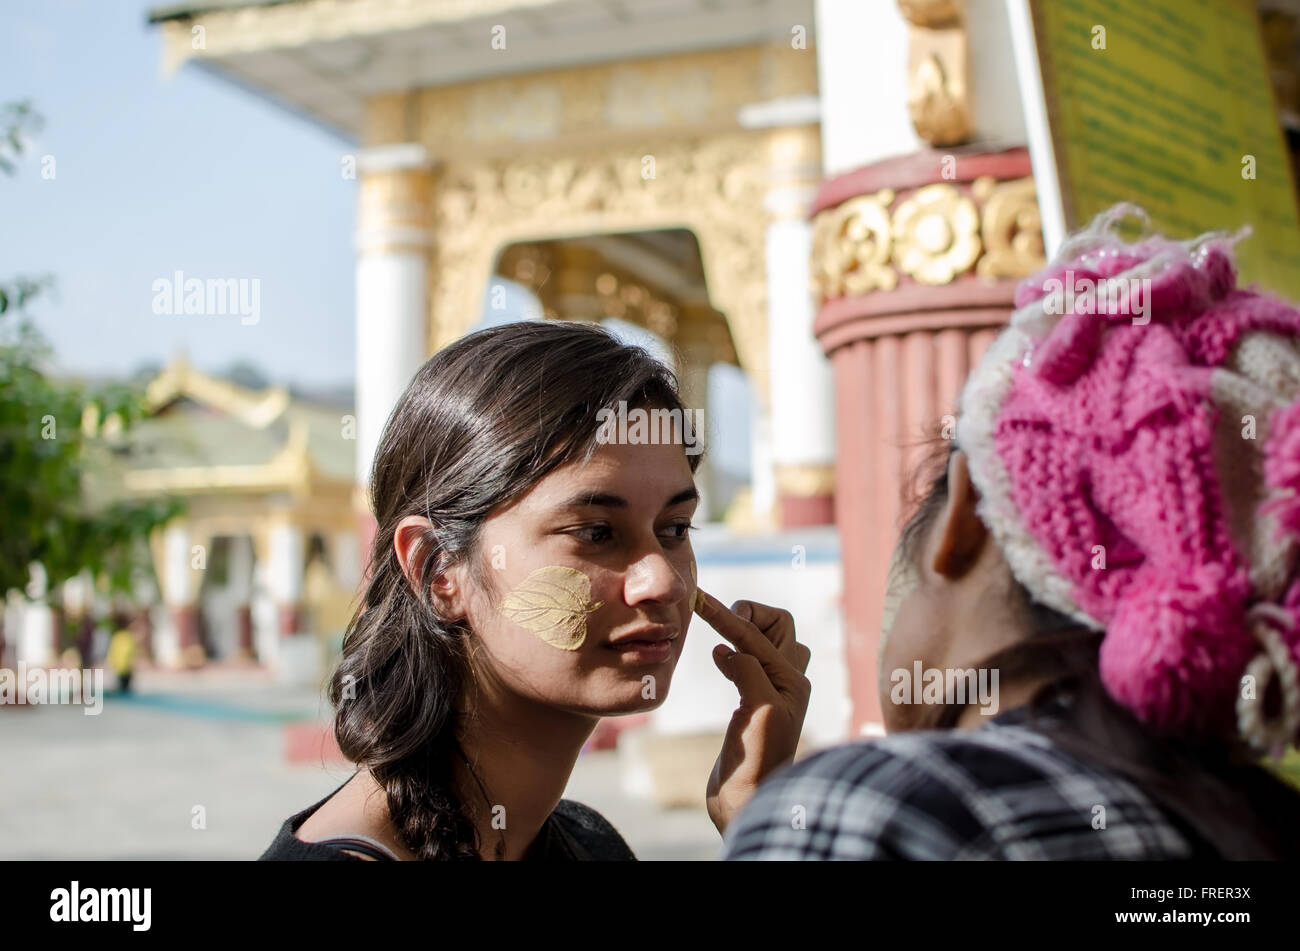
[722,205,1300,860]
[259,320,810,861]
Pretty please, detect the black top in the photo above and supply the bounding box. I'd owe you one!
[258,773,637,861]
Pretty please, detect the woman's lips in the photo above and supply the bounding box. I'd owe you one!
[604,637,675,663]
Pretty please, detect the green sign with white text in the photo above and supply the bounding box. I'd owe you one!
[1032,0,1300,301]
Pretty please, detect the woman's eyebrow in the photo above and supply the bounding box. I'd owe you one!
[557,486,699,511]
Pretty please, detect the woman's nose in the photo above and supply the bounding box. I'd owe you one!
[623,551,688,606]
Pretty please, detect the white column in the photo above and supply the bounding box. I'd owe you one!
[355,143,434,492]
[266,520,321,686]
[333,529,361,591]
[737,112,837,527]
[766,212,834,474]
[155,522,201,668]
[251,549,278,667]
[17,563,55,666]
[162,523,195,606]
[768,125,836,521]
[267,520,304,627]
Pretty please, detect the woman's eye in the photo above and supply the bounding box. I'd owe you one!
[662,521,697,542]
[571,522,695,545]
[573,524,612,544]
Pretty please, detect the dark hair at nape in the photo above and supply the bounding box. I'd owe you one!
[897,434,1300,859]
[330,320,703,860]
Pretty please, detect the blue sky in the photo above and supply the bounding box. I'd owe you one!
[0,0,750,476]
[0,0,356,389]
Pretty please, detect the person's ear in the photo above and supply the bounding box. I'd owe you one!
[393,514,467,620]
[930,449,988,580]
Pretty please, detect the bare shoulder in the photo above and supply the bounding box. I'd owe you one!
[294,771,416,861]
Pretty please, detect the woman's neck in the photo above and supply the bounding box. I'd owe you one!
[452,687,600,860]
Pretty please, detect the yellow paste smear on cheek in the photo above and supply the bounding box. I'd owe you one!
[689,559,705,615]
[499,565,604,651]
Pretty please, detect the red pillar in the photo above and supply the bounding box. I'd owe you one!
[811,147,1042,735]
[779,494,835,528]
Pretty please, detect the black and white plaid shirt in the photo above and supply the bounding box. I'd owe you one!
[720,701,1216,860]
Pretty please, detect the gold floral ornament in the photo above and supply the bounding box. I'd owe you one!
[500,565,605,651]
[811,188,898,301]
[891,183,981,284]
[972,176,1045,279]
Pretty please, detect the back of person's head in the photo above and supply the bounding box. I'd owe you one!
[898,203,1300,858]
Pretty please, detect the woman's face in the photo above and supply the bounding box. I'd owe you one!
[457,438,698,717]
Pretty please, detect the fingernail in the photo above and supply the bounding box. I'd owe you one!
[693,589,706,614]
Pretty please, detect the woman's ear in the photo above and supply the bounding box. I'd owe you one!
[393,514,467,619]
[930,449,988,580]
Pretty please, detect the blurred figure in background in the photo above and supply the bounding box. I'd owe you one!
[107,613,137,694]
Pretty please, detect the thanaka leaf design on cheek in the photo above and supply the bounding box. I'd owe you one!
[499,565,604,650]
[689,558,705,614]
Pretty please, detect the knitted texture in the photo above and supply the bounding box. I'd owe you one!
[957,204,1300,747]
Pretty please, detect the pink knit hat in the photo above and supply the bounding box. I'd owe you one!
[957,203,1300,755]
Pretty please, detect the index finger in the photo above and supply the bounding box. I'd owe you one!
[693,588,785,669]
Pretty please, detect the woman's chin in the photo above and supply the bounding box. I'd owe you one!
[595,680,672,716]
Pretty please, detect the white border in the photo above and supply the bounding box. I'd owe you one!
[1005,0,1068,256]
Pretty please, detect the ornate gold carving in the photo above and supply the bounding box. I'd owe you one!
[145,354,289,428]
[765,125,824,220]
[811,189,898,299]
[676,306,738,366]
[429,134,773,404]
[908,51,972,145]
[498,240,695,341]
[156,20,819,413]
[357,165,433,254]
[899,0,972,147]
[416,45,818,156]
[972,176,1046,279]
[811,174,1043,300]
[891,183,981,285]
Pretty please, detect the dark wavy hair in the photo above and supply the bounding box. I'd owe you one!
[899,436,1300,859]
[329,320,704,860]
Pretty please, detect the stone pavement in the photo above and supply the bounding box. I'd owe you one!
[0,665,721,860]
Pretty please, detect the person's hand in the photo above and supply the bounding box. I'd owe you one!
[694,590,811,835]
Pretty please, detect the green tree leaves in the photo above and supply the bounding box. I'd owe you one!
[0,100,182,605]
